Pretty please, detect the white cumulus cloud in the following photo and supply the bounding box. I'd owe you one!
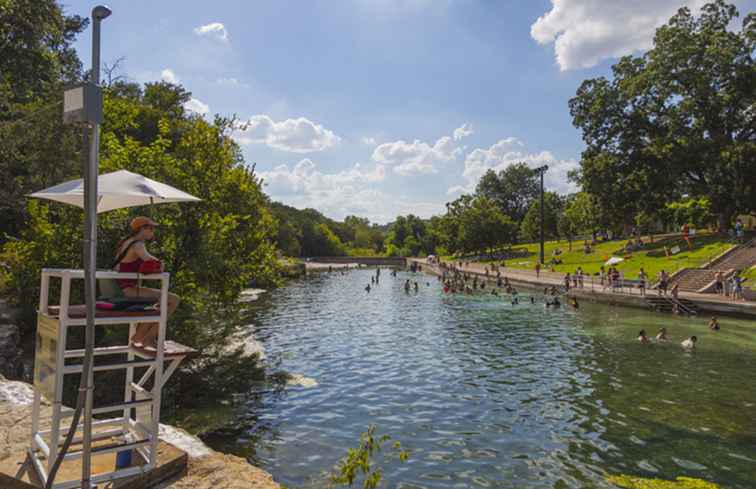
[184,98,209,116]
[361,136,378,146]
[531,0,707,70]
[449,137,578,195]
[372,127,468,176]
[453,123,474,141]
[160,68,179,84]
[234,115,341,153]
[193,22,230,42]
[259,158,441,222]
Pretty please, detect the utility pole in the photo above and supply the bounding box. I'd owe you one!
[534,165,549,265]
[81,7,111,488]
[56,6,111,489]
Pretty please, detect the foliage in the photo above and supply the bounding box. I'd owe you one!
[475,164,539,225]
[328,425,409,489]
[0,47,281,404]
[384,215,437,257]
[559,192,601,240]
[665,198,715,229]
[269,203,385,256]
[569,1,756,228]
[457,197,517,255]
[519,191,564,242]
[607,474,722,489]
[0,0,88,241]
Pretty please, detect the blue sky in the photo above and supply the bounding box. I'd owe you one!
[65,0,754,223]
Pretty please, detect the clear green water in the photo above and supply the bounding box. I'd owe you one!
[200,269,756,488]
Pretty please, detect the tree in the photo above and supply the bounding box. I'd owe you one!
[1,80,281,410]
[475,164,539,224]
[385,214,431,256]
[559,192,600,249]
[0,0,88,241]
[519,192,564,242]
[570,1,756,229]
[457,197,517,255]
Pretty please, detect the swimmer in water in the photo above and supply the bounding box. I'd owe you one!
[681,336,697,350]
[708,316,720,331]
[404,279,411,292]
[414,281,419,292]
[655,327,668,341]
[530,296,535,304]
[365,284,371,293]
[638,329,650,344]
[571,297,579,309]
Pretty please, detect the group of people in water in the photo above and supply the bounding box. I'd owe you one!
[637,316,721,351]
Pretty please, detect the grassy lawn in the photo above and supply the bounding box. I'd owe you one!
[477,234,735,280]
[742,266,756,282]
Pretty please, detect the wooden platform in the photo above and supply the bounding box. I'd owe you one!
[133,340,199,359]
[0,440,187,489]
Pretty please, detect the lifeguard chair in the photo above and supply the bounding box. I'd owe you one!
[27,268,196,488]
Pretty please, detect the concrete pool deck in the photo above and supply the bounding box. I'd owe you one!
[408,258,756,319]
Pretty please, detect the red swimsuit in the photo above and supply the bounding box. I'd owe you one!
[117,258,143,291]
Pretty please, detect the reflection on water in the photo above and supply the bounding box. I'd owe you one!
[202,269,756,488]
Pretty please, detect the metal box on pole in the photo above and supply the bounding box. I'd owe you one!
[63,83,103,125]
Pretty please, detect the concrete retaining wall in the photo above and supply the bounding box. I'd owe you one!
[307,256,406,266]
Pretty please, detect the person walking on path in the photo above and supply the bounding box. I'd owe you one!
[564,273,571,291]
[535,262,541,278]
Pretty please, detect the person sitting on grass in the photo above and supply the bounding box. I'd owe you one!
[114,216,180,349]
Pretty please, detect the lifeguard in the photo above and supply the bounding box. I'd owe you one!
[113,216,180,348]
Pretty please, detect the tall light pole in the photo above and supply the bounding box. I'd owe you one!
[54,6,111,489]
[82,7,111,488]
[534,165,549,265]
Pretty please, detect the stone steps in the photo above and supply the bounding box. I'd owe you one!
[671,269,718,292]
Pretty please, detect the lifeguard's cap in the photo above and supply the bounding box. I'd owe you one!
[130,216,158,232]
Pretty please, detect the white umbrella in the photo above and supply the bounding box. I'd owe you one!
[29,169,200,213]
[604,256,624,266]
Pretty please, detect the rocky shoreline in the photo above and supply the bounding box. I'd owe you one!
[0,375,280,488]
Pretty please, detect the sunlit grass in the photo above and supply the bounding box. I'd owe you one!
[475,234,735,280]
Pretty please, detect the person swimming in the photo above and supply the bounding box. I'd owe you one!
[571,297,579,309]
[655,327,668,341]
[638,329,650,344]
[681,336,697,350]
[708,316,720,331]
[365,284,371,293]
[404,279,411,292]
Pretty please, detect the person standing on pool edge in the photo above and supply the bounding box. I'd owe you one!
[114,216,180,348]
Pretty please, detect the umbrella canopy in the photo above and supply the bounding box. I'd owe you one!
[29,169,200,213]
[604,256,624,266]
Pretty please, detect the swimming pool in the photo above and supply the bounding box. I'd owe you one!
[202,268,756,488]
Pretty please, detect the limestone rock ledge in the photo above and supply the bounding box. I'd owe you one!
[0,376,279,489]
